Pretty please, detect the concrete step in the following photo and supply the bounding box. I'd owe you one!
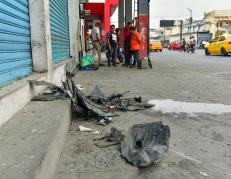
[0,100,71,179]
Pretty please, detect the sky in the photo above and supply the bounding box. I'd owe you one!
[111,0,231,28]
[150,0,231,28]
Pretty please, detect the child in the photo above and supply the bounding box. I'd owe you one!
[106,25,118,67]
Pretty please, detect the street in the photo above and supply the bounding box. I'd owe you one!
[55,50,231,179]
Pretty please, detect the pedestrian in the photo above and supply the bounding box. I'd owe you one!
[123,21,132,66]
[106,25,118,67]
[116,28,124,63]
[129,26,141,68]
[91,22,104,66]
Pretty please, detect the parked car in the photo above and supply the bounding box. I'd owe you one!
[149,40,163,52]
[168,42,180,51]
[205,34,231,56]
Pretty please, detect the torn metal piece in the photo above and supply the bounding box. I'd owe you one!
[121,122,170,167]
[32,94,67,101]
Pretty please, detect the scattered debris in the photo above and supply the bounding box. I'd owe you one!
[79,126,91,132]
[93,123,170,167]
[199,172,209,177]
[97,116,112,126]
[121,121,170,167]
[29,72,154,125]
[93,131,100,135]
[29,80,68,101]
[94,127,125,148]
[76,84,84,90]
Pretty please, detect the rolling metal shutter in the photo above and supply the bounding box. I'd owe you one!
[0,0,32,86]
[49,0,70,64]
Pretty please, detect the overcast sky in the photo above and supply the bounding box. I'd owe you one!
[150,0,231,28]
[111,0,231,28]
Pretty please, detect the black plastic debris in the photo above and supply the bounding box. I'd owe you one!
[97,116,112,126]
[121,121,170,167]
[29,72,154,123]
[94,127,125,148]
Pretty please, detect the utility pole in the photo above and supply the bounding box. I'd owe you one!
[187,8,192,38]
[180,20,183,43]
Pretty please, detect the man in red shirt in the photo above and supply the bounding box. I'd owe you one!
[123,21,132,66]
[130,26,141,68]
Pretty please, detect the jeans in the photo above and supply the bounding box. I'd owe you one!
[131,50,139,66]
[106,47,117,66]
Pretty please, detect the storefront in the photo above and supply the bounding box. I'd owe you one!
[84,0,118,41]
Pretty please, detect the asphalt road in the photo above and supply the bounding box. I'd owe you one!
[56,49,231,179]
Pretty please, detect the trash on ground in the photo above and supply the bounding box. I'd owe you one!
[29,72,154,125]
[94,127,125,148]
[79,55,99,71]
[93,131,100,135]
[97,116,112,126]
[121,121,170,167]
[199,172,209,177]
[76,84,84,90]
[79,125,92,132]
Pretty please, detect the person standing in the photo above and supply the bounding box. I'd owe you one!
[106,25,117,67]
[116,28,123,63]
[91,22,103,66]
[129,26,141,68]
[123,21,132,66]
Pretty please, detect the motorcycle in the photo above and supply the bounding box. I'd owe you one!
[186,43,195,53]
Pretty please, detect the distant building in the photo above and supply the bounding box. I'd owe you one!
[162,10,231,44]
[204,10,231,38]
[149,29,163,39]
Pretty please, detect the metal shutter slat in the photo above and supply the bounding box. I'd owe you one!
[0,0,32,86]
[49,0,70,64]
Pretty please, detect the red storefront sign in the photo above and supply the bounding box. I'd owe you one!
[138,15,148,58]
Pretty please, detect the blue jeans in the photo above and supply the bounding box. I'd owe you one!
[106,47,116,66]
[131,50,139,66]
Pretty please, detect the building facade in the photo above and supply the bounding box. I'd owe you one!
[84,0,118,41]
[0,0,80,126]
[161,10,231,44]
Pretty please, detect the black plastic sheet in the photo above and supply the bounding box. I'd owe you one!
[121,121,170,167]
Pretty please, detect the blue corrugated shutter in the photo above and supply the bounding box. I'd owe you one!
[0,0,32,86]
[49,0,70,64]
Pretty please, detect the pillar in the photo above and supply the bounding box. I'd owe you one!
[125,0,133,23]
[118,0,124,28]
[29,0,52,73]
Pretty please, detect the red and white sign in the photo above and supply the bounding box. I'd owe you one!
[138,15,148,58]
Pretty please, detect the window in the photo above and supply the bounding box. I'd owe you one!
[219,36,225,41]
[212,37,219,43]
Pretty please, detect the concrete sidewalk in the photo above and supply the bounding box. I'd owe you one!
[0,100,71,179]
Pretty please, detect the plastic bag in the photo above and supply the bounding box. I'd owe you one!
[80,54,93,67]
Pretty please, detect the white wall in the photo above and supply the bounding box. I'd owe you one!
[0,0,80,126]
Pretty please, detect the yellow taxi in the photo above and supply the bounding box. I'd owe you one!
[149,40,163,52]
[205,34,231,56]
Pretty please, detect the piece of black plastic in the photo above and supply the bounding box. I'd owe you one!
[121,121,170,167]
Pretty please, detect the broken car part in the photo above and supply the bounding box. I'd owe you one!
[121,121,170,167]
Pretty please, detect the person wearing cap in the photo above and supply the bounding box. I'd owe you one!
[129,26,141,68]
[91,22,104,66]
